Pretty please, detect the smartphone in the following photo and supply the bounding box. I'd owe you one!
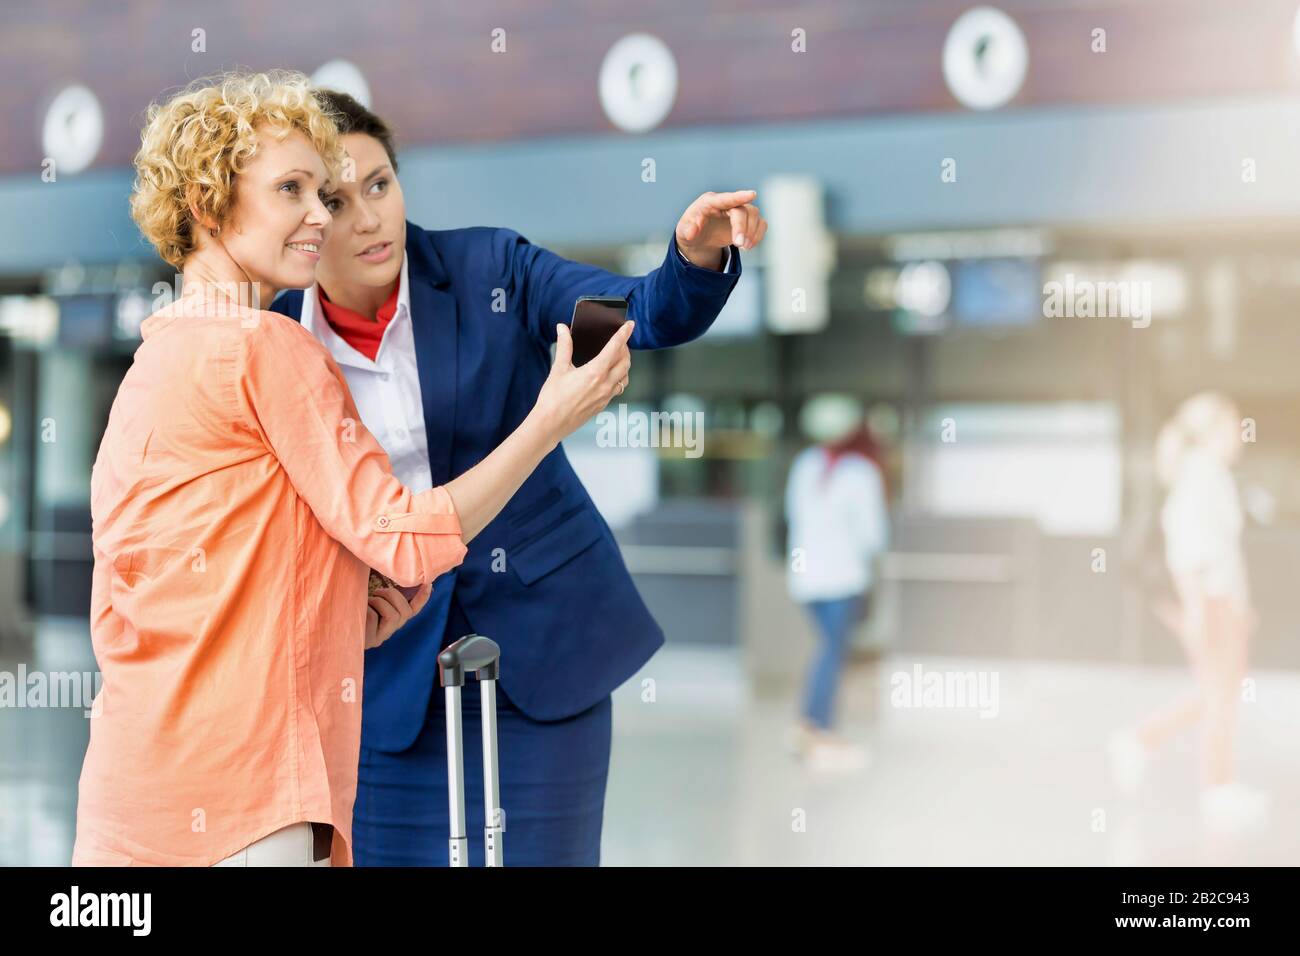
[569,296,629,367]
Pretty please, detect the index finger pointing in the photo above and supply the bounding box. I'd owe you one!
[698,189,757,212]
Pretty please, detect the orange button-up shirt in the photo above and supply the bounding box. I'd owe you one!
[71,295,468,866]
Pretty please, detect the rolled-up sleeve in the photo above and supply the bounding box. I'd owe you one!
[235,313,467,586]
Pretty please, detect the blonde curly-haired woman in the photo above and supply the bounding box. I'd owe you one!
[72,70,633,866]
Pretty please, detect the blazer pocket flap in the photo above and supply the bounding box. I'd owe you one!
[373,512,462,534]
[510,508,604,586]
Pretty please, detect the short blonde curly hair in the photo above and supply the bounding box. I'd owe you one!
[130,70,345,269]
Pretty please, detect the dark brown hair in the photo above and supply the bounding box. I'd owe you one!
[313,89,399,173]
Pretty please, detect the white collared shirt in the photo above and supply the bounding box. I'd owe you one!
[298,242,732,495]
[300,253,434,494]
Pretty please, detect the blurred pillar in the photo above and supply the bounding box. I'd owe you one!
[35,349,93,508]
[29,348,96,670]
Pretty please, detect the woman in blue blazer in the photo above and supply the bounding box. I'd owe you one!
[271,90,766,865]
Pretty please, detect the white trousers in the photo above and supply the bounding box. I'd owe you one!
[211,822,332,867]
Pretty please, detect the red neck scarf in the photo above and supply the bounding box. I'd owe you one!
[317,284,401,361]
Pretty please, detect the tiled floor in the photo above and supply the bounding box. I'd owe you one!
[2,620,1295,866]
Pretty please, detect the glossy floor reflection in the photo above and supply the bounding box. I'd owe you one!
[1,621,1295,866]
[603,647,1299,866]
[1,617,92,867]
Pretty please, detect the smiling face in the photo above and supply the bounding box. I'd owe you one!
[316,132,407,296]
[217,126,334,301]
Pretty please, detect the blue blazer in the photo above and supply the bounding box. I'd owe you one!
[271,221,741,748]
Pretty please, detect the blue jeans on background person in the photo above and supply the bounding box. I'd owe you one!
[353,595,613,866]
[801,593,868,730]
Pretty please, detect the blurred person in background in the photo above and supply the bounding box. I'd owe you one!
[268,90,764,866]
[73,70,630,867]
[783,396,889,774]
[1110,392,1269,830]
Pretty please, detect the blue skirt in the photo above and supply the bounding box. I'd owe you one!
[353,596,613,866]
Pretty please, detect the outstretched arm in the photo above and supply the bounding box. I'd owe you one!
[498,189,766,350]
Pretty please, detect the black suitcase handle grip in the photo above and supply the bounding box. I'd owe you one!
[438,634,501,687]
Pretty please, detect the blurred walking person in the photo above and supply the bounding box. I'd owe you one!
[1110,392,1269,830]
[784,397,889,774]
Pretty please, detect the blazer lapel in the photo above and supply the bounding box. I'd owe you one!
[270,288,305,323]
[404,222,459,485]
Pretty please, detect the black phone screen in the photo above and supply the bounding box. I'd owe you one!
[569,297,629,367]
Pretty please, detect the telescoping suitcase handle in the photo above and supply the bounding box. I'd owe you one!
[438,634,503,867]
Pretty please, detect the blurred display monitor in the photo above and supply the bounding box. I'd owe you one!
[55,294,112,348]
[952,258,1041,328]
